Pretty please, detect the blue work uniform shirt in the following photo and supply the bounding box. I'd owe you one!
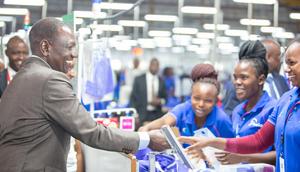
[170,100,234,138]
[269,87,300,172]
[232,91,277,137]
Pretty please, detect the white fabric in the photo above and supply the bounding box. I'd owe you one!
[138,132,150,150]
[146,72,159,111]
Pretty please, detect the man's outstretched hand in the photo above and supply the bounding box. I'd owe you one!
[148,130,170,151]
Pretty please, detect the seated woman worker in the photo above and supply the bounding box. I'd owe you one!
[139,63,234,139]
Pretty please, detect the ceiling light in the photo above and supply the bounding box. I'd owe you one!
[148,30,171,37]
[0,8,29,15]
[99,2,133,10]
[203,24,230,30]
[121,40,138,47]
[240,34,261,41]
[181,6,217,14]
[273,32,295,39]
[172,27,198,35]
[225,29,248,36]
[260,26,284,33]
[192,38,210,45]
[197,32,215,39]
[233,0,276,5]
[4,0,45,6]
[217,36,233,43]
[94,24,123,32]
[290,13,300,20]
[0,16,14,22]
[154,37,173,48]
[240,19,271,26]
[144,14,178,22]
[187,45,199,52]
[118,20,146,27]
[74,11,107,19]
[138,38,156,49]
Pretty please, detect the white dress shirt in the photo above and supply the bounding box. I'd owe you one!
[146,72,159,111]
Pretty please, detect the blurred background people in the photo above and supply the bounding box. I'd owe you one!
[0,36,29,98]
[0,58,4,72]
[262,39,290,99]
[130,57,167,126]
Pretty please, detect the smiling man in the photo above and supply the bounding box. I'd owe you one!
[0,36,29,98]
[0,18,168,172]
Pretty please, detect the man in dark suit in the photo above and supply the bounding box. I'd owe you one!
[0,18,168,172]
[130,58,167,126]
[0,36,29,98]
[262,39,290,99]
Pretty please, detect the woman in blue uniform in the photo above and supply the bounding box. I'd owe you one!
[179,39,300,172]
[139,63,234,138]
[214,41,277,165]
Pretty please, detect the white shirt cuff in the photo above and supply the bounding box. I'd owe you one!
[138,132,150,150]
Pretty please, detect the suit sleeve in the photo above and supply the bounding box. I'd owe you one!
[42,73,140,153]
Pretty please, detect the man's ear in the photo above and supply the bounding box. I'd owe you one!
[258,74,266,86]
[40,39,51,57]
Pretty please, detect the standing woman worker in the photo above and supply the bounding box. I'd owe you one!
[179,39,300,172]
[139,63,234,138]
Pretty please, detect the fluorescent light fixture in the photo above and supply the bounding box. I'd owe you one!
[187,45,199,52]
[118,20,146,27]
[172,27,198,35]
[192,38,210,45]
[203,24,230,30]
[0,21,5,28]
[290,13,300,20]
[113,35,131,40]
[217,36,233,43]
[233,0,276,5]
[273,32,295,39]
[78,28,92,35]
[74,11,107,19]
[154,37,173,48]
[218,43,234,50]
[181,6,217,14]
[115,43,132,51]
[94,24,123,32]
[138,38,156,49]
[225,29,248,36]
[260,26,284,33]
[240,34,261,41]
[240,18,271,26]
[144,14,178,22]
[148,30,171,37]
[4,0,45,6]
[121,40,138,47]
[196,47,210,55]
[99,2,133,10]
[173,34,192,46]
[0,8,29,15]
[197,32,215,39]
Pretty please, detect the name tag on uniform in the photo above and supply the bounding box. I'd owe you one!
[280,157,285,172]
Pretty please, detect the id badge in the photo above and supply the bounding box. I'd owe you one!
[279,157,285,172]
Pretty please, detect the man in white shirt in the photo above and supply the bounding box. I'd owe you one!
[130,58,167,126]
[0,36,29,98]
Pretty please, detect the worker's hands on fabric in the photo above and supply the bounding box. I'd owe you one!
[215,151,245,165]
[148,129,170,151]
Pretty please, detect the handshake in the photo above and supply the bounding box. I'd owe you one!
[147,129,171,151]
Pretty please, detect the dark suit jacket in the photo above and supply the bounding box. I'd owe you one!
[0,56,139,172]
[130,73,167,123]
[272,72,290,97]
[0,68,8,98]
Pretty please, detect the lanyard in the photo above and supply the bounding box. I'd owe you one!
[280,98,300,157]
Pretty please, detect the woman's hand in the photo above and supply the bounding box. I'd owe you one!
[215,151,246,165]
[178,136,211,152]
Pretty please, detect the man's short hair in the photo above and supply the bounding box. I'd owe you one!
[6,36,27,50]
